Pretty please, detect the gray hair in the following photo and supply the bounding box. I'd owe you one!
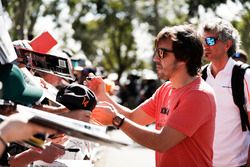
[198,18,241,57]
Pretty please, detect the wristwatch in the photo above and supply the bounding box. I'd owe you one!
[112,114,125,129]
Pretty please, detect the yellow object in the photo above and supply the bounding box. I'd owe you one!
[104,79,115,95]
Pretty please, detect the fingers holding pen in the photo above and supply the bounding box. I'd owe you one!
[84,73,107,100]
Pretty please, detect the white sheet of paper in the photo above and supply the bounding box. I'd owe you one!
[0,1,17,64]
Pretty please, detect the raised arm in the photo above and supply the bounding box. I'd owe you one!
[91,102,186,152]
[85,74,154,125]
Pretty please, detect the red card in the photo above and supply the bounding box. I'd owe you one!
[29,31,57,54]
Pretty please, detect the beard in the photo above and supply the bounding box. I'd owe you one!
[156,71,169,81]
[156,59,180,81]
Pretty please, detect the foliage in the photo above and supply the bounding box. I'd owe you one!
[2,0,250,79]
[135,0,189,35]
[186,0,249,16]
[69,0,143,80]
[2,0,42,40]
[233,8,250,62]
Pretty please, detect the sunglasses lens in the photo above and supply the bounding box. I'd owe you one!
[233,52,241,58]
[158,49,163,58]
[154,49,162,59]
[155,48,173,59]
[205,37,216,46]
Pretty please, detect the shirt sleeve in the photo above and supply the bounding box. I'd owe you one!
[139,83,168,119]
[139,88,159,119]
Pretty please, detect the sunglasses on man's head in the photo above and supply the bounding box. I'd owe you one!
[205,37,218,46]
[154,48,174,59]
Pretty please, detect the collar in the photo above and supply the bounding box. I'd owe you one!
[207,57,237,77]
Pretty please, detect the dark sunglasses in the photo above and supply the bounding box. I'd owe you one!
[205,37,218,46]
[154,48,174,59]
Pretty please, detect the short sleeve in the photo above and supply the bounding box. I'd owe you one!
[139,88,159,118]
[140,82,171,119]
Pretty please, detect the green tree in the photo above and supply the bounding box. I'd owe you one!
[2,0,42,40]
[71,0,145,80]
[3,0,250,79]
[186,0,249,17]
[135,0,188,35]
[233,9,250,62]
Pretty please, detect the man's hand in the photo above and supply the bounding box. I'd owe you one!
[8,142,65,167]
[91,101,117,125]
[0,113,56,144]
[38,142,65,163]
[12,40,33,68]
[84,73,107,101]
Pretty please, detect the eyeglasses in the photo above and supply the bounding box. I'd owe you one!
[233,52,241,58]
[204,37,218,46]
[154,48,174,59]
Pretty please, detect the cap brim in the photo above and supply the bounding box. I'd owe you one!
[12,84,43,105]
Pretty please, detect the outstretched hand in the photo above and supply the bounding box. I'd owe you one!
[91,101,117,126]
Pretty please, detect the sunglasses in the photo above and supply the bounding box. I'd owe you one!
[154,48,174,59]
[233,52,241,58]
[204,37,218,46]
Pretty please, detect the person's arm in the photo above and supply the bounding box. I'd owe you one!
[60,109,91,122]
[92,102,186,152]
[8,149,41,167]
[32,104,69,114]
[86,74,154,125]
[0,114,56,156]
[0,137,6,156]
[121,117,186,152]
[8,143,65,167]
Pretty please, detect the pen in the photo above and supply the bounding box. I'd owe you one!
[51,141,79,152]
[86,76,93,80]
[48,133,65,139]
[64,148,80,152]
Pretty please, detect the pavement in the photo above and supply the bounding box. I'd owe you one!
[30,128,155,167]
[94,130,155,167]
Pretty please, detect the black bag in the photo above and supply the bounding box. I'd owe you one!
[202,63,250,131]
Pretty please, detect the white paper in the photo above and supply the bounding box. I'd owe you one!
[0,1,17,64]
[16,104,132,147]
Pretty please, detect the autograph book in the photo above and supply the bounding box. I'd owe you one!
[14,47,75,81]
[16,105,131,147]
